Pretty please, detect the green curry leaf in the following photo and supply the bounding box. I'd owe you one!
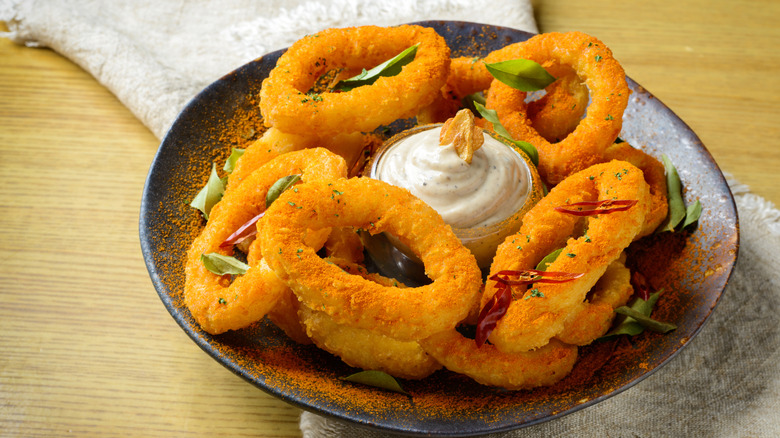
[266,174,302,208]
[334,44,419,91]
[535,248,562,271]
[190,163,226,220]
[200,253,250,276]
[484,59,556,91]
[599,290,676,340]
[223,148,245,174]
[340,370,408,395]
[473,102,539,166]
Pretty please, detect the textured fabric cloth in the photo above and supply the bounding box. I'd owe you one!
[3,1,777,436]
[0,0,536,138]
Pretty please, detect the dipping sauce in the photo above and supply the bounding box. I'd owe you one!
[368,124,542,272]
[374,127,531,228]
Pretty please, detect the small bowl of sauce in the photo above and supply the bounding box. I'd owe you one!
[363,114,543,284]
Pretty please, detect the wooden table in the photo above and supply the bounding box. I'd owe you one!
[1,1,778,436]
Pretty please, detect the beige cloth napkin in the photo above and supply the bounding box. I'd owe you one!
[0,0,536,139]
[4,1,778,437]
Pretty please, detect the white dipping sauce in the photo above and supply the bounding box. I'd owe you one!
[375,127,531,229]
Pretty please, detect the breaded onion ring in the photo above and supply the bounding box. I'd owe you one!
[184,148,347,334]
[299,258,441,380]
[260,25,450,139]
[484,32,629,185]
[603,142,668,238]
[419,330,577,390]
[227,127,312,192]
[227,128,380,192]
[260,177,482,342]
[555,255,633,346]
[484,160,650,353]
[441,55,492,101]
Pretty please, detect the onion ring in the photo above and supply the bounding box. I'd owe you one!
[555,254,634,346]
[259,177,482,342]
[299,258,441,380]
[228,128,381,193]
[441,55,493,101]
[483,32,629,185]
[184,148,347,334]
[259,25,450,139]
[419,331,577,390]
[603,142,669,237]
[484,160,650,353]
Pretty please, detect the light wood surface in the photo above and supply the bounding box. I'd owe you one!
[1,1,778,436]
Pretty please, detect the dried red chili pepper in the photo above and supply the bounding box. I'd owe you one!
[554,199,638,216]
[219,212,264,248]
[475,283,513,347]
[475,269,584,347]
[490,269,584,286]
[630,269,654,301]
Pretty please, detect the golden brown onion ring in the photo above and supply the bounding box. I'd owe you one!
[483,32,629,185]
[260,25,450,139]
[260,177,482,342]
[227,128,380,192]
[603,142,669,238]
[484,160,650,353]
[419,330,577,390]
[299,258,441,380]
[554,254,634,346]
[184,148,347,335]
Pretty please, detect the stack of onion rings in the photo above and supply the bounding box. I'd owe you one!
[483,160,650,353]
[184,148,347,334]
[181,25,679,391]
[259,177,483,342]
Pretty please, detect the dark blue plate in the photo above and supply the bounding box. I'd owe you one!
[140,21,738,436]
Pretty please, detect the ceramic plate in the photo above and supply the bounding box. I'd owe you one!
[140,21,738,436]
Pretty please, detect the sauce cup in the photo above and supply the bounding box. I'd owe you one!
[363,123,544,284]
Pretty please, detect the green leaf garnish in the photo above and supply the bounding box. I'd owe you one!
[340,370,408,395]
[657,154,686,232]
[334,44,419,92]
[190,163,226,220]
[599,290,675,339]
[461,92,486,115]
[223,148,245,174]
[484,59,556,92]
[535,248,562,271]
[266,174,302,208]
[656,154,702,233]
[682,199,702,228]
[614,306,677,333]
[473,102,539,166]
[200,253,250,275]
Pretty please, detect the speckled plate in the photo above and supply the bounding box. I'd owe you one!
[139,21,739,437]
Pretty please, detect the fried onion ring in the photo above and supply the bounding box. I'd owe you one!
[260,177,482,342]
[554,254,633,346]
[419,331,577,390]
[484,160,650,353]
[603,142,669,238]
[483,32,629,185]
[299,258,441,380]
[259,25,450,139]
[184,148,347,334]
